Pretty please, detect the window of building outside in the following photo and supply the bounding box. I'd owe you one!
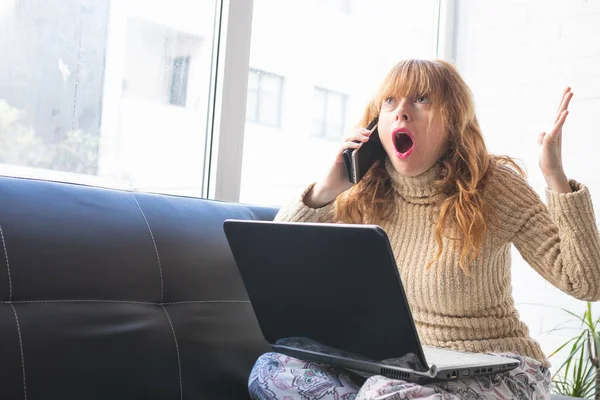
[239,0,440,206]
[246,69,284,127]
[170,56,191,107]
[312,87,348,140]
[0,0,216,197]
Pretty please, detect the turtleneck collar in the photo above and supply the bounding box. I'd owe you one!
[385,158,443,205]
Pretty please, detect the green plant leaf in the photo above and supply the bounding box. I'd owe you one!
[551,303,599,398]
[561,333,586,379]
[584,302,595,332]
[561,308,587,325]
[575,345,584,389]
[549,336,578,358]
[579,367,595,398]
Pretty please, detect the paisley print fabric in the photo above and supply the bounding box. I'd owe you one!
[248,352,551,400]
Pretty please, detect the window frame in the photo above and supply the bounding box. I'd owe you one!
[434,0,457,63]
[204,0,254,201]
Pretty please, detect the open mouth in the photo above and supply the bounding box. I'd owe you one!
[393,130,415,159]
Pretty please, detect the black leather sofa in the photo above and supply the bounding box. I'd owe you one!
[0,175,580,399]
[0,175,276,399]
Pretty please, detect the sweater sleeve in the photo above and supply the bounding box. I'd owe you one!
[273,183,337,223]
[509,176,600,302]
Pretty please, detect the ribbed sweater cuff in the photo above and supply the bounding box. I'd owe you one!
[545,179,596,226]
[275,183,336,223]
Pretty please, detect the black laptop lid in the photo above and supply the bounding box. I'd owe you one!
[223,219,427,368]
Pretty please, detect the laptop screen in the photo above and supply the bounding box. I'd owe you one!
[224,219,429,371]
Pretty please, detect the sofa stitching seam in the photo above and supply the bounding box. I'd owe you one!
[244,206,257,221]
[9,304,27,400]
[131,193,164,303]
[161,305,183,400]
[0,222,12,301]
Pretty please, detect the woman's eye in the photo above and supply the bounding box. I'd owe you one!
[416,96,429,104]
[384,97,396,105]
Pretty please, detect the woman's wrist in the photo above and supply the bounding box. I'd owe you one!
[544,172,572,193]
[304,182,339,208]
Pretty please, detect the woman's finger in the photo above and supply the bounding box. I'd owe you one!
[554,88,569,118]
[344,128,371,142]
[556,87,571,112]
[555,89,573,123]
[341,141,362,151]
[547,110,569,142]
[538,132,546,146]
[554,109,569,131]
[348,132,370,143]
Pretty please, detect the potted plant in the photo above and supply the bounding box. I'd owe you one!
[550,303,599,399]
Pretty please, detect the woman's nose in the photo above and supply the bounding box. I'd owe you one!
[394,99,410,122]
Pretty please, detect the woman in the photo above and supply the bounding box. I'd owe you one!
[249,59,600,400]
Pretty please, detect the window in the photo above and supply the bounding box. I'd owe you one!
[0,1,217,196]
[170,56,191,107]
[312,88,347,140]
[246,69,284,127]
[239,0,440,206]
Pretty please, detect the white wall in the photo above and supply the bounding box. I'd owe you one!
[455,0,600,368]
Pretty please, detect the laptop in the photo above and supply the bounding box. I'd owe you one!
[223,219,520,383]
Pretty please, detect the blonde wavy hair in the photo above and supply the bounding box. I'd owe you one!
[335,59,523,273]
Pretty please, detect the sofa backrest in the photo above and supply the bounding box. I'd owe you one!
[0,176,278,399]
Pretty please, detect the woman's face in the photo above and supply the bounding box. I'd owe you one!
[378,94,448,177]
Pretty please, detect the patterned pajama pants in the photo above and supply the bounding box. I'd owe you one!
[248,352,552,400]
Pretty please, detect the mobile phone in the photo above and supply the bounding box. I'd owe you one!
[343,118,385,184]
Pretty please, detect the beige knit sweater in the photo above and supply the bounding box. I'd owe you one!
[274,160,600,367]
